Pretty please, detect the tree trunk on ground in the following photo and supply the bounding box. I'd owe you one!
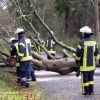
[27,57,77,75]
[0,52,99,75]
[31,53,100,75]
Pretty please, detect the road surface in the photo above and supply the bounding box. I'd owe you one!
[35,68,100,100]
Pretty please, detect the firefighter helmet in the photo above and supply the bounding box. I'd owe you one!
[15,28,24,34]
[80,26,92,34]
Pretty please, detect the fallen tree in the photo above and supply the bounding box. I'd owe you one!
[32,58,76,75]
[31,52,100,75]
[0,51,99,75]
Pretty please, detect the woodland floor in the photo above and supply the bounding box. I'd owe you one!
[0,70,42,100]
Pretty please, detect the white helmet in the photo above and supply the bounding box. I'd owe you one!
[9,37,16,42]
[15,28,24,34]
[80,26,92,34]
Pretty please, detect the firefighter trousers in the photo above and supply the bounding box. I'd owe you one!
[20,61,31,88]
[81,71,94,95]
[27,65,36,81]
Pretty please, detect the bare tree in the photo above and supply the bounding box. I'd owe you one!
[94,0,100,39]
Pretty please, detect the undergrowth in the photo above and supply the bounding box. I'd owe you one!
[0,70,43,100]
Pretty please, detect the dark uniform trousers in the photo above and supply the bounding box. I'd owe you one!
[27,65,36,81]
[16,67,20,79]
[81,71,94,95]
[20,61,30,87]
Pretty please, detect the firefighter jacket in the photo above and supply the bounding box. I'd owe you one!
[47,36,55,54]
[18,34,32,62]
[76,37,98,72]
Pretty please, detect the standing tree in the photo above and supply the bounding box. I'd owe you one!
[94,0,100,39]
[55,0,96,37]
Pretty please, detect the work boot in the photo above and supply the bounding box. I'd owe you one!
[32,78,36,81]
[89,93,94,95]
[82,92,89,95]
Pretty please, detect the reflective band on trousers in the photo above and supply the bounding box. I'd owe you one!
[21,56,32,61]
[82,82,89,86]
[75,56,81,60]
[21,78,26,81]
[82,81,94,86]
[48,50,56,54]
[89,81,94,85]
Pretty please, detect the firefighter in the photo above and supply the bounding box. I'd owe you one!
[75,26,98,95]
[47,31,56,59]
[35,33,42,54]
[9,37,21,83]
[15,28,36,88]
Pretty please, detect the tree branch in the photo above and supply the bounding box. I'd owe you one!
[0,24,11,38]
[27,0,76,53]
[0,36,10,44]
[10,0,56,60]
[0,50,10,58]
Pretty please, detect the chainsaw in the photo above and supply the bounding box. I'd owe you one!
[5,57,16,67]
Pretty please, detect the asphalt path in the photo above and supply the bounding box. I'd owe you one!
[35,68,100,100]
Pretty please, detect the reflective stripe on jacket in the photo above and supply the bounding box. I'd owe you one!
[47,36,56,54]
[76,37,98,72]
[47,37,55,51]
[14,43,20,67]
[18,38,32,61]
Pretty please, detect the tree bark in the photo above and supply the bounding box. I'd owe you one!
[31,52,100,75]
[94,0,100,39]
[0,52,99,75]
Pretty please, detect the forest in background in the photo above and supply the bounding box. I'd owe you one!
[0,0,99,58]
[0,1,99,98]
[0,0,99,42]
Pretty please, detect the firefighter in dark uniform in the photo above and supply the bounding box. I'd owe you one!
[75,26,98,95]
[9,37,21,83]
[47,31,56,59]
[35,33,45,54]
[15,28,36,88]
